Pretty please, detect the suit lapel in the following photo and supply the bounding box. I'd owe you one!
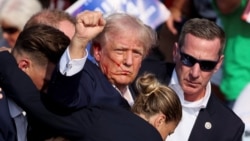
[188,95,217,141]
[164,63,175,84]
[129,86,136,100]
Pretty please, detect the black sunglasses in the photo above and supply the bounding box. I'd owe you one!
[179,51,219,71]
[1,27,18,34]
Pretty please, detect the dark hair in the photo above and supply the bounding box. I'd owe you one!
[132,73,182,123]
[12,24,70,66]
[178,18,225,56]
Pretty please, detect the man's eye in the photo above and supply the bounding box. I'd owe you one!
[115,49,124,54]
[168,132,174,136]
[133,51,143,57]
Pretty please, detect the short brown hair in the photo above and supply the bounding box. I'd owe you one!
[178,18,225,56]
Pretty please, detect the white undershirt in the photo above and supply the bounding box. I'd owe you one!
[166,70,211,141]
[113,85,134,106]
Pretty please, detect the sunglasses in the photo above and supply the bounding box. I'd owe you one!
[179,51,219,71]
[1,27,18,34]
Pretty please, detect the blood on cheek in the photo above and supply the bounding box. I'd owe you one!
[102,55,130,75]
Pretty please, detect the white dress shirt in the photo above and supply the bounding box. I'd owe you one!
[166,70,211,141]
[60,47,88,76]
[113,85,134,106]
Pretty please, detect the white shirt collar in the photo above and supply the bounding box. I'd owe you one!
[7,98,26,118]
[113,85,134,106]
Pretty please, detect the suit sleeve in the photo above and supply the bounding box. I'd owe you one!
[46,59,97,113]
[0,51,88,140]
[45,67,84,112]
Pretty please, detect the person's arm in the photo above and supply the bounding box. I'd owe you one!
[0,47,11,53]
[46,11,106,112]
[59,10,105,76]
[165,0,187,35]
[69,10,105,59]
[215,0,241,14]
[0,51,85,140]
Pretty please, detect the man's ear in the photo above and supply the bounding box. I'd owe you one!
[92,42,101,61]
[213,55,224,73]
[17,59,31,72]
[173,42,179,63]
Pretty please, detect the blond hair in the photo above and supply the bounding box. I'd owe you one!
[132,73,182,123]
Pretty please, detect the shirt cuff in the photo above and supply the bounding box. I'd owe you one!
[59,47,88,76]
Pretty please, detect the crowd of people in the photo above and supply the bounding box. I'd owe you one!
[0,0,249,141]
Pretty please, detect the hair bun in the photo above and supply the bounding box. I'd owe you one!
[136,73,160,96]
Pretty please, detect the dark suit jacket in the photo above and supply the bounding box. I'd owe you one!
[0,51,162,141]
[47,59,135,112]
[0,52,58,141]
[137,58,245,141]
[0,92,16,141]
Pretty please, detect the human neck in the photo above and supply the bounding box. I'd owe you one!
[184,91,205,102]
[115,85,127,94]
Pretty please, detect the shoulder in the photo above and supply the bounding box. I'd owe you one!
[93,106,162,141]
[193,94,245,140]
[207,94,244,127]
[82,59,104,79]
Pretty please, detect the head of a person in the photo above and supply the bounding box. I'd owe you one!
[173,18,225,101]
[132,73,182,140]
[92,12,157,92]
[12,24,70,93]
[24,9,76,39]
[0,0,42,48]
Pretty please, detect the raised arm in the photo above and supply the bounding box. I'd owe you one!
[46,11,107,111]
[69,10,106,59]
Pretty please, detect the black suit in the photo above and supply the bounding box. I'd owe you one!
[137,58,245,141]
[0,92,16,141]
[0,52,58,141]
[47,59,134,112]
[188,94,244,140]
[0,51,162,141]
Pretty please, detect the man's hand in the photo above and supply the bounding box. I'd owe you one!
[70,10,106,59]
[166,8,182,35]
[165,0,186,35]
[0,47,12,53]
